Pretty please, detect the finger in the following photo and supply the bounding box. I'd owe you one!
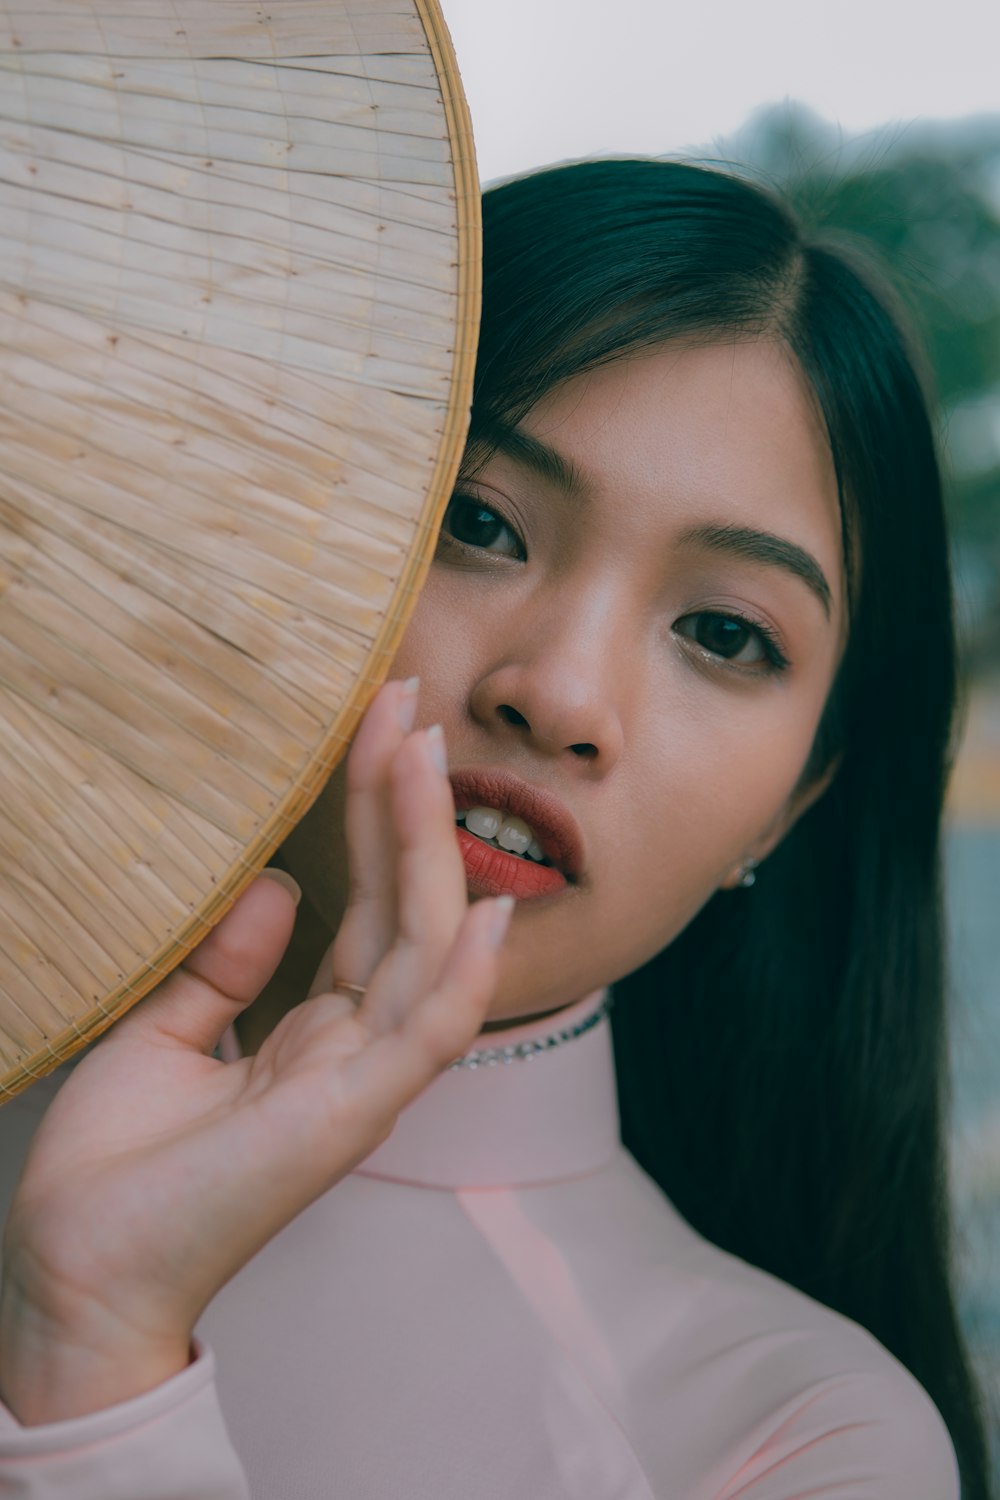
[333,677,420,981]
[346,895,514,1112]
[113,874,299,1055]
[305,937,336,1001]
[356,725,467,1033]
[393,725,466,950]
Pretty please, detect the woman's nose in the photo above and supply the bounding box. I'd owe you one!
[468,605,626,771]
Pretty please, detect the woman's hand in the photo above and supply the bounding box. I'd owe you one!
[0,679,511,1425]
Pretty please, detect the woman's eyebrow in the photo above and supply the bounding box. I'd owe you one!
[468,421,833,620]
[677,522,833,620]
[467,419,590,498]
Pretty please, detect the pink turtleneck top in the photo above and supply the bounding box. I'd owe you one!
[0,988,959,1498]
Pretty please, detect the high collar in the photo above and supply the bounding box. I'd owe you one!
[353,987,620,1191]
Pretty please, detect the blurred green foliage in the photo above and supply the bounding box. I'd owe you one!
[719,104,1000,676]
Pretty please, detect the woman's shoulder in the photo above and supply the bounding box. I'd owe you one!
[581,1149,961,1497]
[681,1240,960,1499]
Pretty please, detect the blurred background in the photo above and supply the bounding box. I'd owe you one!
[442,0,1000,1469]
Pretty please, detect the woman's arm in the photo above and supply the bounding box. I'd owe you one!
[0,1339,249,1499]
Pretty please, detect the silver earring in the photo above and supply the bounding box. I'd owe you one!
[737,859,758,888]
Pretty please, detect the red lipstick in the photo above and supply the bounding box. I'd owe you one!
[456,827,568,899]
[449,768,585,902]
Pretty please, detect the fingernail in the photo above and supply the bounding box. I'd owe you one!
[258,868,302,907]
[426,723,448,776]
[398,676,420,734]
[489,895,515,946]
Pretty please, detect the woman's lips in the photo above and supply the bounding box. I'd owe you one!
[456,827,569,899]
[448,768,585,881]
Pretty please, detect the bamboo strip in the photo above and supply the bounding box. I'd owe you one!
[0,113,455,233]
[0,963,68,1054]
[1,566,307,789]
[0,184,457,329]
[2,519,324,753]
[0,620,279,833]
[0,428,401,635]
[1,68,448,145]
[1,295,447,514]
[0,374,413,590]
[0,796,166,967]
[2,866,117,1001]
[6,477,373,710]
[0,701,216,918]
[9,689,239,877]
[0,239,457,350]
[0,938,74,1048]
[0,104,451,187]
[0,54,441,118]
[1,11,428,62]
[0,229,455,366]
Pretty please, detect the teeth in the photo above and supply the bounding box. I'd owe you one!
[465,806,502,840]
[496,815,532,855]
[456,804,549,863]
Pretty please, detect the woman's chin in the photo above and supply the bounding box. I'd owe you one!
[479,945,595,1032]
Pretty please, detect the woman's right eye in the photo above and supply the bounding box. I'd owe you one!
[438,494,525,559]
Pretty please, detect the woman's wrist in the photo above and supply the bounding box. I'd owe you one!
[0,1283,192,1425]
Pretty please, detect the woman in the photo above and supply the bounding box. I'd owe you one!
[0,159,993,1497]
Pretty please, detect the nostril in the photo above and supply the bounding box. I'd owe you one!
[570,743,598,759]
[498,704,528,727]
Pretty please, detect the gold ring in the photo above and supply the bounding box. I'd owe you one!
[331,979,367,1003]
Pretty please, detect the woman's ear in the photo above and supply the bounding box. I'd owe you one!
[720,754,842,890]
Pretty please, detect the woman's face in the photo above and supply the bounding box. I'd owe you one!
[286,338,847,1022]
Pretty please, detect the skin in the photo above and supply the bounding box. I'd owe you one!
[0,335,848,1425]
[271,336,847,1037]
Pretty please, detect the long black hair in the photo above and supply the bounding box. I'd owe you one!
[470,157,994,1499]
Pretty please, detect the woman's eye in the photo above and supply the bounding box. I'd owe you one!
[675,612,788,672]
[438,495,524,559]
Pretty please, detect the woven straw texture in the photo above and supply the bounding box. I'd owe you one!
[0,0,481,1099]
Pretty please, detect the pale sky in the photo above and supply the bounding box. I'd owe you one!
[442,0,1000,185]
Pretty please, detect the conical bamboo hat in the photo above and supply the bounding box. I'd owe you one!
[0,0,481,1099]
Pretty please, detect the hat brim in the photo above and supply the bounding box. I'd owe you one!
[0,0,481,1098]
